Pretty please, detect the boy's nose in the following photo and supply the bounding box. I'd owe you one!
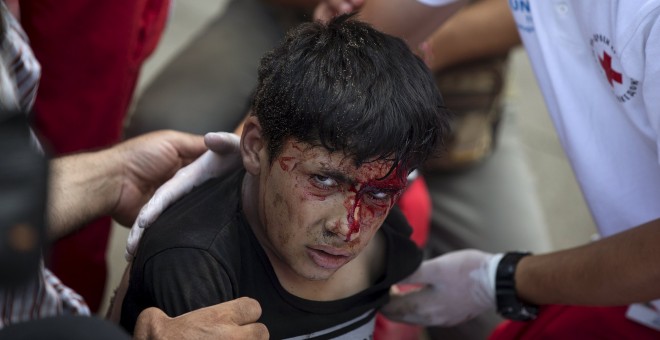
[326,204,360,242]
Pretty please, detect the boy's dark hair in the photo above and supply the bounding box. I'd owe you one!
[251,14,451,172]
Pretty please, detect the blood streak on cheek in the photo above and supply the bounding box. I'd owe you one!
[344,185,363,242]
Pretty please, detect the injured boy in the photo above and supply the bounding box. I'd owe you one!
[118,14,451,339]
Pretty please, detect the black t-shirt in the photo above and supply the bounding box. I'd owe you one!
[120,170,422,339]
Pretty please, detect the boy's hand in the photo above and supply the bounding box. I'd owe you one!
[125,132,241,260]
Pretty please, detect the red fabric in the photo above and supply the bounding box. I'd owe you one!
[375,177,432,340]
[396,176,432,247]
[375,317,425,340]
[20,0,170,312]
[489,305,660,340]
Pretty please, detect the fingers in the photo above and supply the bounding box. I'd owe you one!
[127,175,194,260]
[230,322,269,340]
[384,288,473,326]
[385,250,498,326]
[136,186,180,228]
[136,138,240,230]
[314,2,335,22]
[133,130,204,161]
[328,0,353,13]
[169,132,206,161]
[124,219,144,261]
[204,132,240,155]
[140,299,269,340]
[314,0,364,22]
[381,287,438,325]
[137,147,240,225]
[201,297,269,339]
[128,133,243,260]
[220,297,262,325]
[135,160,203,228]
[397,249,492,285]
[329,0,363,13]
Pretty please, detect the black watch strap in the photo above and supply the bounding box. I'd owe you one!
[495,252,539,321]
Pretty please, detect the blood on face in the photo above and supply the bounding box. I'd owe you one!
[343,165,407,241]
[275,140,408,242]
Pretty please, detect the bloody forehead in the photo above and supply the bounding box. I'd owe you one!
[280,140,408,183]
[354,163,408,187]
[343,162,408,242]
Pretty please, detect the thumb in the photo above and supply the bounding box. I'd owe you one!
[125,219,145,261]
[218,297,263,325]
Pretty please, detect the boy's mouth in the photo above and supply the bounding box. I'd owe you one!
[306,246,351,270]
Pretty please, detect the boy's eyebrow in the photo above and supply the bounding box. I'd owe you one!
[318,168,355,186]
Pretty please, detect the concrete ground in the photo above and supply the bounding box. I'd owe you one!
[99,0,597,321]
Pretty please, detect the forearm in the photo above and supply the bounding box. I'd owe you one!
[516,218,660,305]
[47,148,122,239]
[425,0,520,72]
[358,0,465,48]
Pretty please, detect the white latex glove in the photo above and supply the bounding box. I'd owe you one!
[124,132,241,261]
[381,249,503,326]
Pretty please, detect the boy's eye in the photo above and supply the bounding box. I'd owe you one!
[312,175,338,189]
[367,190,392,201]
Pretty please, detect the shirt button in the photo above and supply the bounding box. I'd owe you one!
[556,2,569,15]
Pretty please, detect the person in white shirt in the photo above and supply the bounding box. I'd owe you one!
[354,0,660,334]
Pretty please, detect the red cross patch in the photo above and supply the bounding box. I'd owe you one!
[599,52,622,86]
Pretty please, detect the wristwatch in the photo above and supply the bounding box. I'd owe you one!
[495,252,539,321]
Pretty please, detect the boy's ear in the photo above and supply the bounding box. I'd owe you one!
[241,115,265,175]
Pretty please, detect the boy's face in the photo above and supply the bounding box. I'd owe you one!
[254,138,407,282]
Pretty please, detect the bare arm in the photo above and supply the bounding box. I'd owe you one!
[517,218,660,305]
[47,148,123,239]
[47,130,206,239]
[357,0,465,48]
[424,0,520,72]
[383,218,660,325]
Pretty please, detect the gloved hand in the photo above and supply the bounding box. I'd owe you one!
[125,132,241,261]
[381,249,502,326]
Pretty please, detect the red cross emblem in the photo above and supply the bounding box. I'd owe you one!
[599,52,622,86]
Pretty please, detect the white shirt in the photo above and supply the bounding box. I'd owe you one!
[415,0,660,236]
[511,0,660,237]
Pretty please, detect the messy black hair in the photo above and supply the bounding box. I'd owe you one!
[251,13,451,172]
